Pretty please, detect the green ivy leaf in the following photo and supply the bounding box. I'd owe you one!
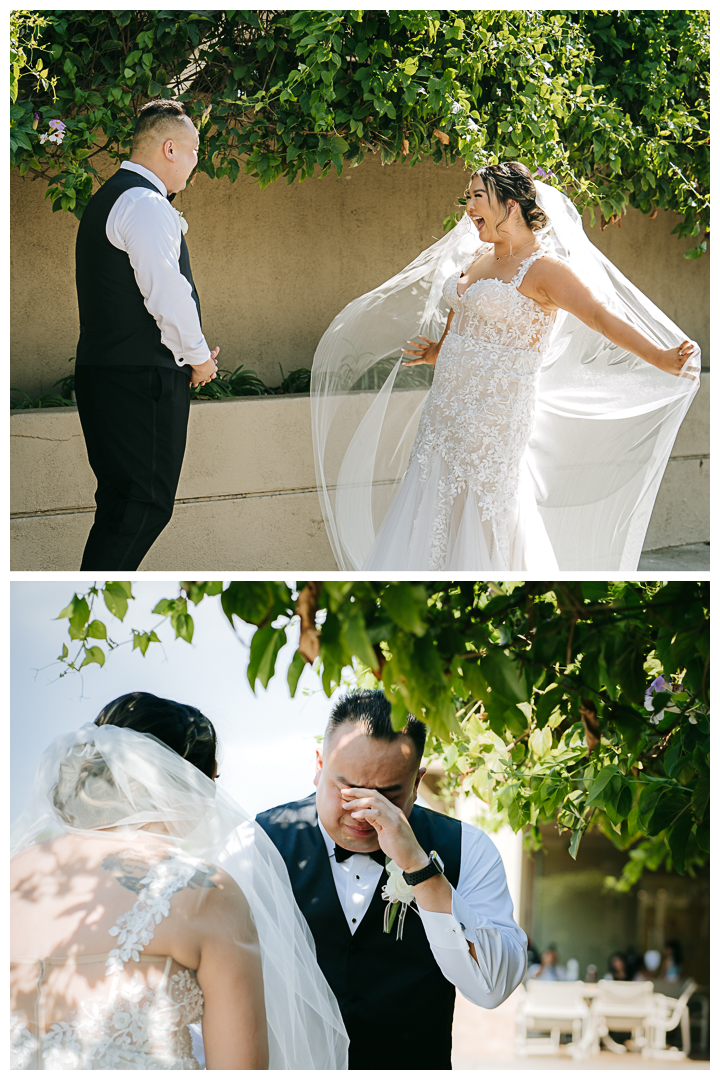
[339,608,377,671]
[691,777,709,822]
[286,648,307,698]
[647,790,691,835]
[80,645,105,668]
[103,581,133,621]
[666,810,693,874]
[480,645,531,705]
[568,827,583,860]
[247,625,285,690]
[585,765,620,804]
[380,583,427,636]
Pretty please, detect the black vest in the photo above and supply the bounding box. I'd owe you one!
[75,168,201,370]
[257,794,462,1070]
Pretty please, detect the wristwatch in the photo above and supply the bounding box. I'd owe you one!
[402,849,444,887]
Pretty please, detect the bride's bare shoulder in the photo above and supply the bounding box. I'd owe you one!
[524,252,581,287]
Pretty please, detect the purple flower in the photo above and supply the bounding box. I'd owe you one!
[643,674,681,724]
[534,166,554,179]
[49,118,66,132]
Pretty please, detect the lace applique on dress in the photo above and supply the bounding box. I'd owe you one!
[404,246,556,568]
[38,969,204,1070]
[106,854,198,974]
[10,852,205,1070]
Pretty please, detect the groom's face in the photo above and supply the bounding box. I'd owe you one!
[314,722,423,851]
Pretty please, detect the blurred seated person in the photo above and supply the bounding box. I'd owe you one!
[633,948,661,982]
[660,939,683,983]
[603,951,630,981]
[527,944,566,981]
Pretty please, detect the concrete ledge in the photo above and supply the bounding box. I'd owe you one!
[10,374,709,571]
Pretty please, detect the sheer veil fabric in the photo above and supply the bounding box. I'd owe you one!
[11,724,349,1070]
[310,179,700,571]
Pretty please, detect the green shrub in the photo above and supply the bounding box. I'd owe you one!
[10,10,709,255]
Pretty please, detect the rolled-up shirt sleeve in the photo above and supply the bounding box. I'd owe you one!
[416,823,527,1007]
[107,187,209,367]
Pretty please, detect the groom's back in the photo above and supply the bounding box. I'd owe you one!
[75,169,195,371]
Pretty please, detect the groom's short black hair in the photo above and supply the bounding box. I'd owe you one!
[133,99,193,148]
[325,689,426,762]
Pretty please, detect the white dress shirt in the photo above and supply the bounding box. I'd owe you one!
[318,816,528,1008]
[105,161,209,368]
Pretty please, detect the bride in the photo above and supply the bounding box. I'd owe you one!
[311,161,700,571]
[10,693,349,1070]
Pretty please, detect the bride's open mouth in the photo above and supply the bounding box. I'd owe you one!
[468,214,485,231]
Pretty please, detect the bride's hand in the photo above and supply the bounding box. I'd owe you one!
[654,339,698,378]
[401,336,440,367]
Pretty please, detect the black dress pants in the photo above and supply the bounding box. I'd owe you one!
[75,365,191,570]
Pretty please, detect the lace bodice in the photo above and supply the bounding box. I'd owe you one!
[395,245,557,569]
[445,245,555,354]
[11,851,204,1070]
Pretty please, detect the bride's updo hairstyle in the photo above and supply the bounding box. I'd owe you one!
[467,161,549,233]
[94,691,218,779]
[50,694,218,831]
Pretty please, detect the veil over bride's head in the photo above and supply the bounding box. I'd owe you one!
[12,701,349,1069]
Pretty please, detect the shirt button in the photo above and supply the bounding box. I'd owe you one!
[351,918,357,924]
[356,875,360,880]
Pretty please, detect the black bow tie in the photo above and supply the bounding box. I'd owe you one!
[334,844,386,866]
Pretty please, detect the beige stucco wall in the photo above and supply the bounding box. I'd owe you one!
[11,154,709,397]
[10,373,709,571]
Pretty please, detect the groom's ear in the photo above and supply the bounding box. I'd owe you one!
[413,766,426,801]
[313,747,323,788]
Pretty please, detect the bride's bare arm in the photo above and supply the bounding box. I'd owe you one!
[195,871,269,1069]
[401,310,454,367]
[525,258,696,378]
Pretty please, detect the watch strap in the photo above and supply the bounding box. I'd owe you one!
[402,850,443,887]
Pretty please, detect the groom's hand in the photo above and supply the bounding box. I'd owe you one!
[190,346,220,388]
[340,787,429,873]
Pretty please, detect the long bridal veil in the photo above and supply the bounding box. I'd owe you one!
[310,179,700,571]
[11,723,349,1070]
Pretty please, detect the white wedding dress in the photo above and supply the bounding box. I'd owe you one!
[311,180,700,571]
[11,849,205,1070]
[363,245,558,570]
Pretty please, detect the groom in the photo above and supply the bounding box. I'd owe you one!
[257,689,527,1069]
[74,99,219,571]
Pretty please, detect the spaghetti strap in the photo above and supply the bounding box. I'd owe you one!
[510,246,546,289]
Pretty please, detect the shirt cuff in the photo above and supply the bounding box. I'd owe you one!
[416,907,470,951]
[173,337,211,368]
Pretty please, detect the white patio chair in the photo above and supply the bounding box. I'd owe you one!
[515,981,592,1057]
[643,978,697,1059]
[590,980,656,1054]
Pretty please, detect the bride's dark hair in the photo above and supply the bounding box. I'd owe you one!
[94,691,218,779]
[466,161,548,233]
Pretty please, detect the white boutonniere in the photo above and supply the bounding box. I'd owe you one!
[382,859,415,940]
[174,209,188,235]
